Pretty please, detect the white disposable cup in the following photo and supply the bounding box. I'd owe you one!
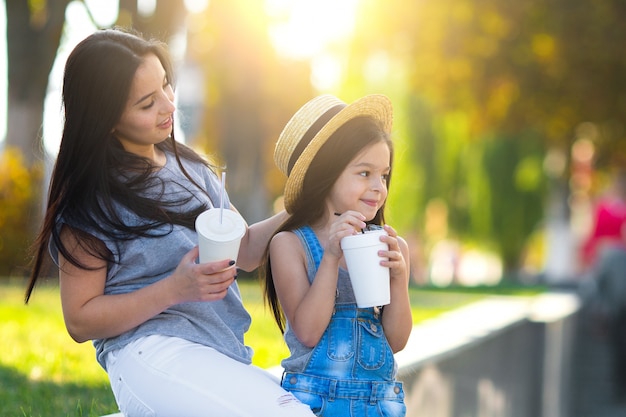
[340,229,390,308]
[195,208,246,264]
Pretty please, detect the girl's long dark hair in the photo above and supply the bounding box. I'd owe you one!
[262,117,394,332]
[25,28,212,302]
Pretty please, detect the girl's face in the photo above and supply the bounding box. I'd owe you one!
[327,140,390,221]
[113,53,175,154]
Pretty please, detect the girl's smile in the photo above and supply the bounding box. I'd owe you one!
[328,140,390,220]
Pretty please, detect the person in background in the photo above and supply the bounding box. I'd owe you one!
[581,164,626,268]
[263,94,412,416]
[25,28,315,417]
[580,161,626,399]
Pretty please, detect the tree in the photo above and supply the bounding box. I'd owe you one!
[4,0,72,166]
[3,0,188,167]
[116,0,186,42]
[1,0,187,275]
[343,0,626,274]
[185,0,313,222]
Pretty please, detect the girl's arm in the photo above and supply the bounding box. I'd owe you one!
[235,209,289,272]
[59,226,237,343]
[270,212,365,347]
[379,225,413,353]
[269,231,341,347]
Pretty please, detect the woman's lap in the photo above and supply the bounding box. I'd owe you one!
[105,335,314,417]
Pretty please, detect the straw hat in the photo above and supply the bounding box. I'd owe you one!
[274,94,393,213]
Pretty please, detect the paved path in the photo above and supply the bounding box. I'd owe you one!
[570,305,626,417]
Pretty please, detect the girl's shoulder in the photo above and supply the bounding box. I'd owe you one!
[270,230,309,257]
[271,226,317,247]
[271,230,300,247]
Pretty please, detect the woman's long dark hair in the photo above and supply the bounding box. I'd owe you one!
[263,116,394,332]
[25,28,212,302]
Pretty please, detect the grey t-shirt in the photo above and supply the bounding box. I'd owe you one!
[50,152,252,369]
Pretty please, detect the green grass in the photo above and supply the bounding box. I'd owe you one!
[0,278,538,416]
[0,280,117,417]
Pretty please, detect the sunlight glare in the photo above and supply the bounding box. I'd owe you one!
[138,0,157,17]
[44,2,99,156]
[265,0,359,91]
[310,54,342,91]
[266,0,359,59]
[84,0,118,26]
[185,0,210,14]
[364,51,391,85]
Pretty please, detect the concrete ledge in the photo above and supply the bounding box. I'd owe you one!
[396,292,579,371]
[395,296,531,373]
[398,292,581,417]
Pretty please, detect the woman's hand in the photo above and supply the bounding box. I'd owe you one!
[169,246,237,303]
[60,233,236,343]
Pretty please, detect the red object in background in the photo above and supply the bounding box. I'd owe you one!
[581,197,626,267]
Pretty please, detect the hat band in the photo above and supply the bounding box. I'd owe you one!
[287,103,346,176]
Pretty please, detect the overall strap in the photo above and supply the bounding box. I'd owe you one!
[293,225,324,273]
[294,225,350,304]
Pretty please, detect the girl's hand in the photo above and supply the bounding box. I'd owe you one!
[327,211,366,258]
[169,246,237,303]
[378,224,413,353]
[379,224,409,282]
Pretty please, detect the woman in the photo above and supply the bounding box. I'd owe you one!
[26,28,314,417]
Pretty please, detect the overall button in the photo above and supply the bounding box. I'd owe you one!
[394,386,401,394]
[289,376,298,385]
[370,323,377,332]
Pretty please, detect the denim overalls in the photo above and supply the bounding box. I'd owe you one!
[281,226,406,417]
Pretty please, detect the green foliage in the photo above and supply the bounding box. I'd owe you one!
[481,134,547,269]
[0,148,43,277]
[342,0,626,272]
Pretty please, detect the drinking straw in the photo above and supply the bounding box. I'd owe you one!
[219,171,226,224]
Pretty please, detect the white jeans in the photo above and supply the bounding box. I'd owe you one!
[105,335,314,417]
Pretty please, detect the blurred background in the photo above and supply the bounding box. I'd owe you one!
[2,0,626,287]
[4,1,626,416]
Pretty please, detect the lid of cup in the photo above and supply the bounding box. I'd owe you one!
[195,209,246,242]
[340,229,387,250]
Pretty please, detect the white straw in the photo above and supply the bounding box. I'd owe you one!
[219,171,226,224]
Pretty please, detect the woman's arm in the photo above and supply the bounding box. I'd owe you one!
[379,226,413,353]
[59,226,237,343]
[235,209,289,271]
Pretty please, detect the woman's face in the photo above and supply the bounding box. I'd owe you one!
[113,53,175,154]
[327,140,390,221]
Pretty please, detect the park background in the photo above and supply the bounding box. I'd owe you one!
[1,0,625,416]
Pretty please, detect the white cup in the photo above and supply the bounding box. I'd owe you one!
[195,208,246,264]
[340,229,390,308]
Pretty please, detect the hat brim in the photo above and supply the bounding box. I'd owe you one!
[283,94,393,213]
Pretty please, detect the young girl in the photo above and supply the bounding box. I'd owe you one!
[264,94,413,416]
[25,28,315,417]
